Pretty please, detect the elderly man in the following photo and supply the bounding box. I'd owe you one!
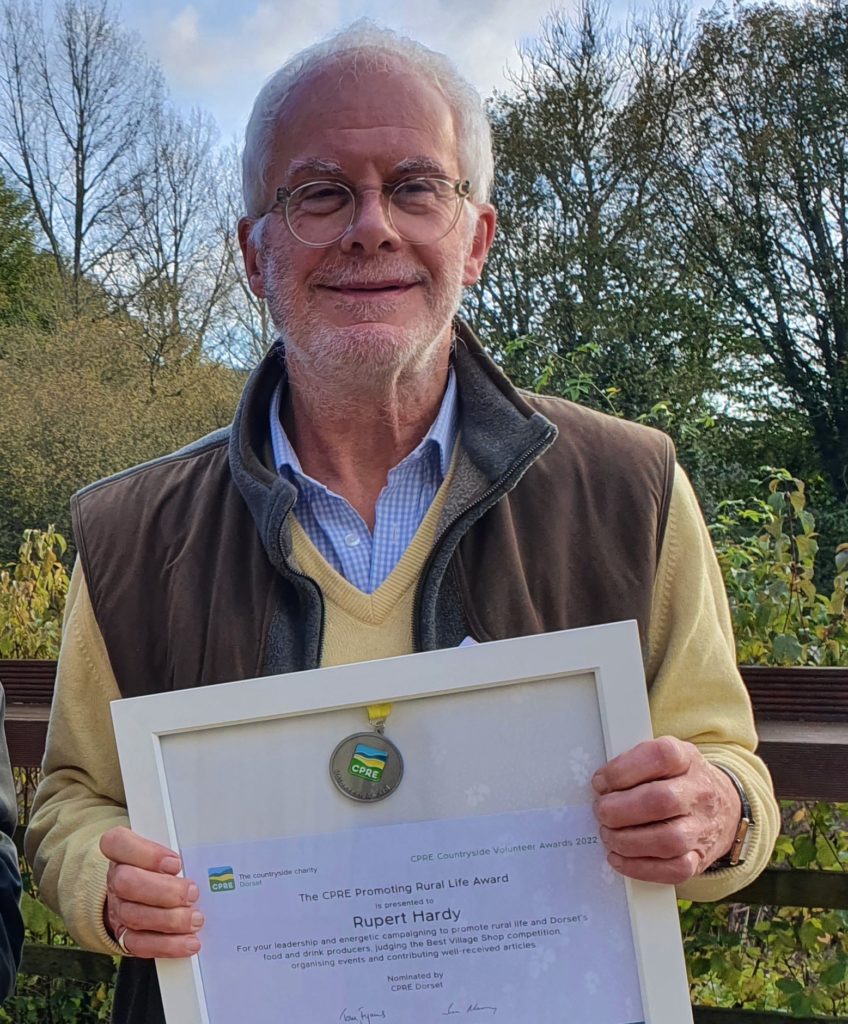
[27,21,778,1024]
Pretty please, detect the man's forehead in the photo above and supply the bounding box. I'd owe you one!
[269,60,459,176]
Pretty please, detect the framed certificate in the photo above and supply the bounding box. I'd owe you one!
[111,621,694,1024]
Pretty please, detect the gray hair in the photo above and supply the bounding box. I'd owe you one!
[241,20,494,219]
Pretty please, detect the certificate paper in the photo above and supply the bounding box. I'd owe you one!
[183,805,644,1024]
[112,623,694,1024]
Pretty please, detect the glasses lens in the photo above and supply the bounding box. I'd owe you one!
[389,178,461,244]
[286,182,354,245]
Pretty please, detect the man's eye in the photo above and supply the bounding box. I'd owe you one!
[395,179,440,197]
[392,179,448,212]
[293,184,350,214]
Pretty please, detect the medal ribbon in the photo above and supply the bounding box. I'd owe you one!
[367,703,392,734]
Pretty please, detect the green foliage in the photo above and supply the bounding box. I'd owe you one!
[679,469,848,1016]
[710,469,848,666]
[681,900,848,1016]
[0,893,114,1023]
[0,290,243,562]
[10,762,116,1023]
[0,174,37,323]
[0,527,70,658]
[681,798,848,1016]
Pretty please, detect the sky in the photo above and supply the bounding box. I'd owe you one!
[117,0,600,142]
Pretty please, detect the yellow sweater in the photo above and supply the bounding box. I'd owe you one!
[25,467,779,955]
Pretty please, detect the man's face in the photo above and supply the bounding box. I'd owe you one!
[239,60,495,381]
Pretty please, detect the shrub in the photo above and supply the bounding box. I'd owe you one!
[0,527,69,659]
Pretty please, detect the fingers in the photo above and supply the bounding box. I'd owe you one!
[599,819,696,861]
[591,744,744,882]
[597,805,706,883]
[118,928,202,960]
[594,777,690,829]
[100,826,182,874]
[592,736,693,796]
[101,826,203,959]
[107,862,198,910]
[109,897,204,936]
[606,850,703,885]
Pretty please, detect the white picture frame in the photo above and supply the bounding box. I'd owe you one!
[111,620,693,1024]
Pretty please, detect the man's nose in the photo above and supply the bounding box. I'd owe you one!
[338,188,401,255]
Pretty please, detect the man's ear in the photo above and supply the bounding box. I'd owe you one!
[462,204,497,287]
[238,217,267,299]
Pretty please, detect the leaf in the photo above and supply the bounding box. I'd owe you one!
[788,993,814,1016]
[21,891,67,939]
[789,490,806,514]
[794,535,818,564]
[792,834,817,867]
[820,961,848,986]
[776,977,804,995]
[815,836,839,868]
[799,918,823,949]
[772,633,803,664]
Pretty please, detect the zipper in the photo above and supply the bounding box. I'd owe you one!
[411,425,557,652]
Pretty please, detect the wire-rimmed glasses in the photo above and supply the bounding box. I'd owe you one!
[273,177,472,247]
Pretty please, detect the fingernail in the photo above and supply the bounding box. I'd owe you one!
[186,938,201,954]
[591,772,608,795]
[161,856,182,874]
[187,883,199,902]
[191,912,205,929]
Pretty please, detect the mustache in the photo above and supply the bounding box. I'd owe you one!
[308,261,428,288]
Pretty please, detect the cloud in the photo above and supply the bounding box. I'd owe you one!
[133,0,561,136]
[375,0,557,95]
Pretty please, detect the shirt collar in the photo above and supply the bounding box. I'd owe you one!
[269,366,459,484]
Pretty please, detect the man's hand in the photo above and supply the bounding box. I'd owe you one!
[591,736,742,884]
[100,826,203,958]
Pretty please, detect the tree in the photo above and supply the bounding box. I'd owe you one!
[205,142,275,370]
[102,105,236,380]
[0,172,35,319]
[469,1,731,424]
[0,291,243,561]
[0,0,160,301]
[661,0,848,501]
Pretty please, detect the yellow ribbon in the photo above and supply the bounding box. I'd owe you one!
[367,703,393,732]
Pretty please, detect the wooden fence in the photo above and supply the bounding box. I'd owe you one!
[3,659,847,1022]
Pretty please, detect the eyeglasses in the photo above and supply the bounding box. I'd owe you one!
[273,177,472,247]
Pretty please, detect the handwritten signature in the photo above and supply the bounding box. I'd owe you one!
[339,1009,388,1024]
[443,1002,498,1016]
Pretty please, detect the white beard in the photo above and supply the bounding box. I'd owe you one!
[261,244,466,406]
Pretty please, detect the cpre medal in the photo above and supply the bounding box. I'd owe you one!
[330,703,403,802]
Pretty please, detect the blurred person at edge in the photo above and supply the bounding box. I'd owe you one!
[0,687,23,1001]
[26,21,779,1024]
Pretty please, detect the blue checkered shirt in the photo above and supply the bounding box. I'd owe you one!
[269,369,458,594]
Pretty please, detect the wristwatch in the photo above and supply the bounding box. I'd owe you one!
[709,765,754,868]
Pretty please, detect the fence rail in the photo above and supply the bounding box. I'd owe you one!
[4,659,847,1022]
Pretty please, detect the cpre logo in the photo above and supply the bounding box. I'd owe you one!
[348,743,388,783]
[208,866,236,892]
